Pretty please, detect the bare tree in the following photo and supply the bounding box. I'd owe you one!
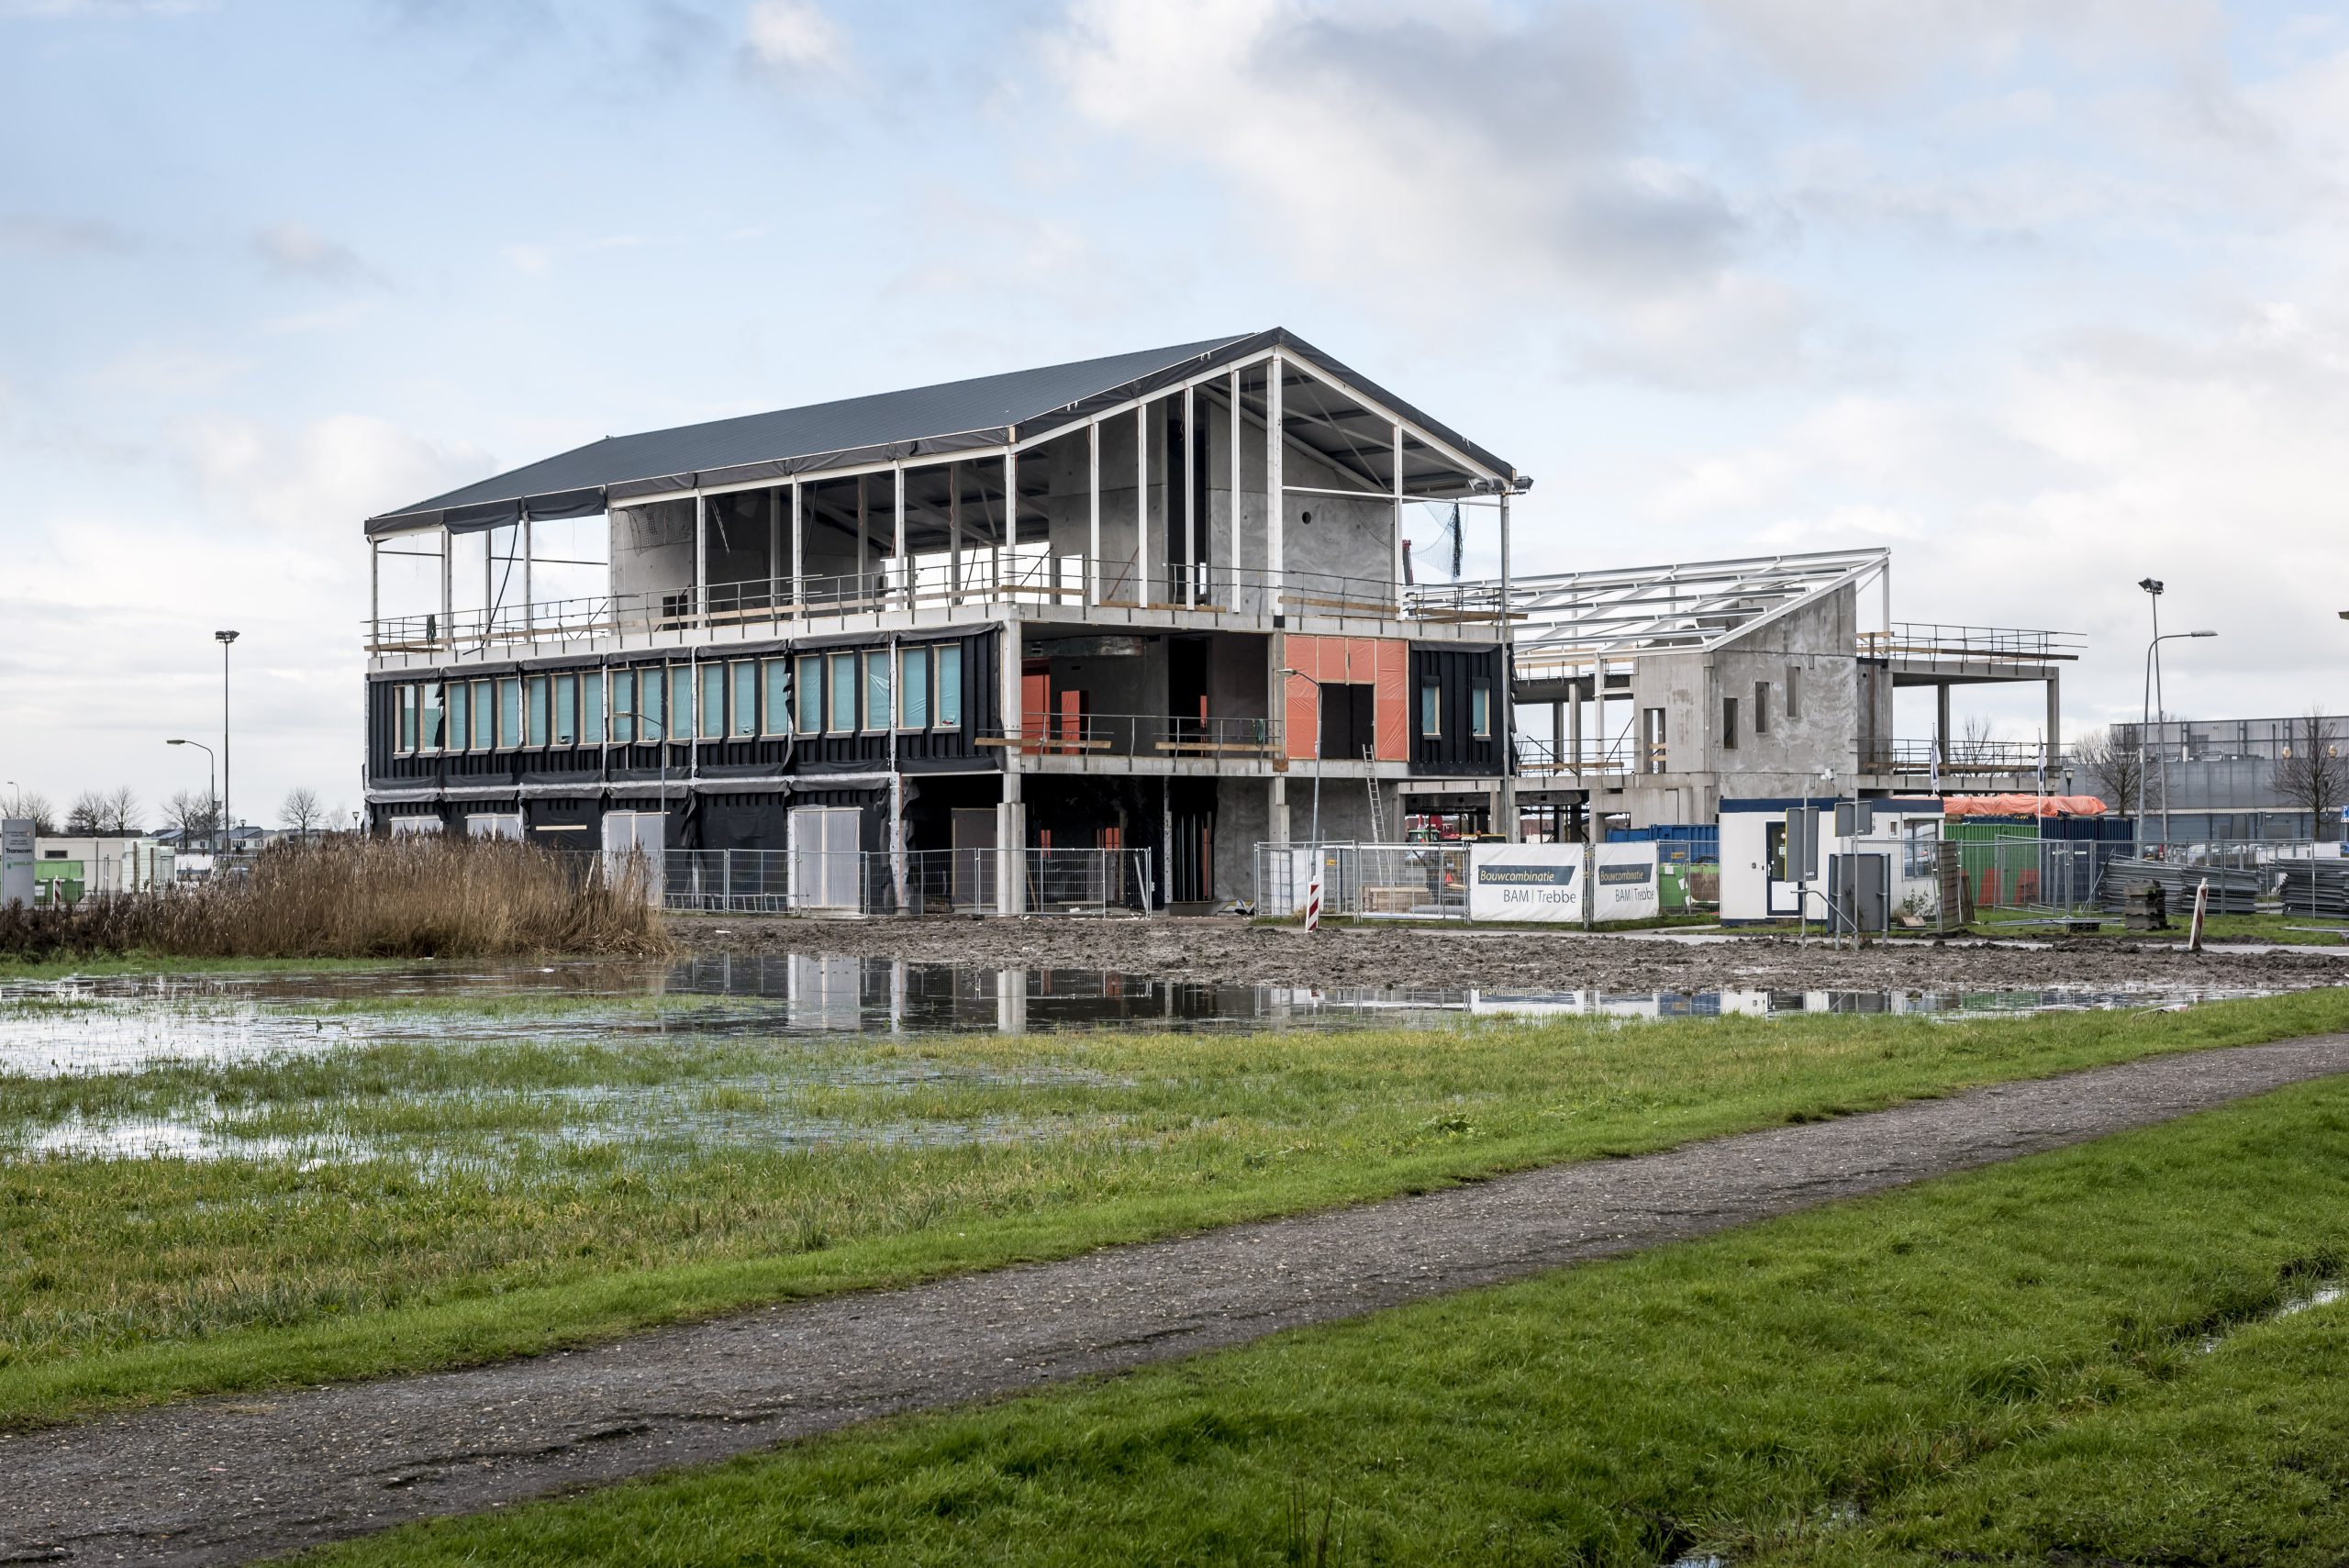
[1955,714,1997,765]
[279,786,325,840]
[97,786,141,836]
[0,786,57,835]
[64,791,106,835]
[2068,727,2149,814]
[2273,711,2345,843]
[163,788,220,844]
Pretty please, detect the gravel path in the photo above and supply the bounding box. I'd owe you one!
[671,915,2349,994]
[7,1033,2349,1566]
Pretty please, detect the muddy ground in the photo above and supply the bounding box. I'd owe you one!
[670,915,2349,995]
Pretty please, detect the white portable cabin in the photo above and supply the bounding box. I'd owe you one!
[1718,797,1944,928]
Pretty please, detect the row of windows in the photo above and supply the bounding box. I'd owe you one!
[391,646,964,755]
[1414,681,1493,740]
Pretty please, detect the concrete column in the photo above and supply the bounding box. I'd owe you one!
[1569,680,1584,773]
[1269,775,1289,847]
[996,772,1026,917]
[1935,682,1951,759]
[1551,701,1564,771]
[2044,672,2062,773]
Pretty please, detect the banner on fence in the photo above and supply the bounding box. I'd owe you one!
[1590,842,1663,924]
[1466,844,1583,922]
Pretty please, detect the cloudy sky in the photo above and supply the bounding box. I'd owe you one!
[4,0,2345,827]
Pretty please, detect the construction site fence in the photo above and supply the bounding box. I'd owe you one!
[1252,842,1472,921]
[1915,837,2346,920]
[656,847,1152,917]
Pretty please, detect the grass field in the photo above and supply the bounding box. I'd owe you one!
[304,1073,2349,1568]
[4,985,2347,1429]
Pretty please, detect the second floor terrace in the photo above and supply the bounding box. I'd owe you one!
[365,329,1528,672]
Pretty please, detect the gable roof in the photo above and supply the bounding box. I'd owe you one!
[364,328,1515,537]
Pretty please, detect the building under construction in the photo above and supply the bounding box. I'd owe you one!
[1465,549,2080,836]
[361,331,1528,909]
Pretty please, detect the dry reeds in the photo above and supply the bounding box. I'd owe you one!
[0,836,669,961]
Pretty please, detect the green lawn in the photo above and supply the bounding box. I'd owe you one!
[305,1073,2349,1568]
[4,988,2347,1430]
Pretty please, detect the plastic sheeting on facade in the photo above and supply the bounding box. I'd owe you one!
[1943,794,2110,817]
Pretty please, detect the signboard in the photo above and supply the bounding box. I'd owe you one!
[1589,842,1662,924]
[1,819,31,909]
[1467,844,1583,922]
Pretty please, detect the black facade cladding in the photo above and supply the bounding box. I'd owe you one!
[1408,643,1506,776]
[366,628,1002,794]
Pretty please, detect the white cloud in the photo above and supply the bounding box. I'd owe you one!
[743,0,846,77]
[1044,0,1754,350]
[253,221,382,287]
[1688,0,2219,101]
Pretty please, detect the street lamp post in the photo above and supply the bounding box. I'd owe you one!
[165,740,217,854]
[2137,623,2216,857]
[215,631,239,858]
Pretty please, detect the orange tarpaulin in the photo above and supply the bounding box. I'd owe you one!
[1943,794,2109,817]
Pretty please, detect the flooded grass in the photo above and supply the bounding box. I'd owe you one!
[303,1075,2349,1568]
[3,979,2347,1428]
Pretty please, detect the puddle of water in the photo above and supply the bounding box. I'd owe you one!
[2199,1277,2343,1352]
[0,956,2277,1077]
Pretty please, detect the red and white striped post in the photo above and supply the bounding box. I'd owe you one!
[1304,863,1323,932]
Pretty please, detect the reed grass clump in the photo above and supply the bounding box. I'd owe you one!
[0,837,666,961]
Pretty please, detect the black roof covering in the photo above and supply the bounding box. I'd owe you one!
[365,328,1515,537]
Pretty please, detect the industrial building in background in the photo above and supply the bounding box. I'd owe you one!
[361,331,1528,911]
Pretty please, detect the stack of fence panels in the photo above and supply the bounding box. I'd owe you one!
[2277,861,2349,918]
[2098,858,2263,915]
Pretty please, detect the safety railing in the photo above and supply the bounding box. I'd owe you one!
[980,713,1284,762]
[1859,622,2084,664]
[657,846,1151,917]
[1252,841,1471,921]
[1512,736,1634,775]
[369,555,1454,660]
[1860,739,2056,775]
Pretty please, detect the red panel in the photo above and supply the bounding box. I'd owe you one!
[1021,673,1050,741]
[1285,668,1318,760]
[1374,638,1408,761]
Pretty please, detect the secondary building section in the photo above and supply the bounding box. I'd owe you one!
[361,330,1529,908]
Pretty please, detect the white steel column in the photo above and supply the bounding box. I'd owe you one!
[1182,384,1197,607]
[1266,353,1285,618]
[369,539,380,642]
[439,525,452,648]
[481,527,494,629]
[855,475,868,601]
[520,511,533,627]
[893,462,909,608]
[1135,400,1149,606]
[1390,422,1404,612]
[787,483,804,614]
[1498,486,1520,843]
[948,461,962,607]
[1228,367,1241,607]
[767,489,782,612]
[1086,419,1102,607]
[1003,448,1018,594]
[692,492,707,625]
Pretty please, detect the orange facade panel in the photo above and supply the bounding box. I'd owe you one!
[1374,638,1408,761]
